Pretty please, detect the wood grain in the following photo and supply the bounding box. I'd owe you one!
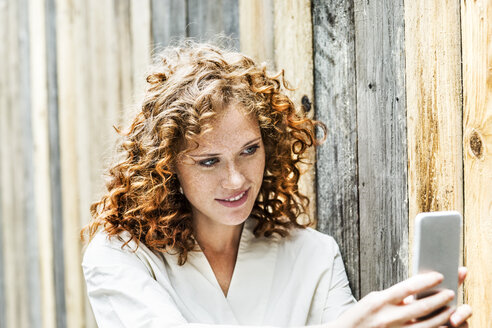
[239,0,274,68]
[187,0,240,49]
[404,0,464,279]
[131,0,152,102]
[461,0,492,326]
[30,0,57,326]
[0,2,21,327]
[354,0,408,296]
[273,0,317,226]
[46,0,69,326]
[55,0,90,327]
[312,0,360,299]
[151,0,187,48]
[2,0,31,326]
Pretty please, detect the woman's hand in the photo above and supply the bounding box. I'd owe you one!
[334,269,472,328]
[446,267,472,327]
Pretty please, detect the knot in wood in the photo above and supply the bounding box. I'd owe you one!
[301,95,311,113]
[469,130,483,159]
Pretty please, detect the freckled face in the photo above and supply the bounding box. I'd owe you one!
[175,105,266,228]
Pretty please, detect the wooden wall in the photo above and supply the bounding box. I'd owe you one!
[0,0,490,327]
[461,0,492,326]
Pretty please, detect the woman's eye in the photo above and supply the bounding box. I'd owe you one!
[243,145,259,155]
[199,158,219,167]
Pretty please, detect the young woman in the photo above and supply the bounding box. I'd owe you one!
[82,42,472,327]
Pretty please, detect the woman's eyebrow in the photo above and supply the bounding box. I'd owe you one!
[190,137,261,158]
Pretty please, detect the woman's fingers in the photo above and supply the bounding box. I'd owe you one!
[385,272,444,303]
[398,289,455,323]
[403,307,454,328]
[450,304,472,327]
[458,267,468,286]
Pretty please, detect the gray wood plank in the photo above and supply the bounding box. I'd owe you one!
[187,0,239,49]
[0,189,4,328]
[46,0,67,327]
[18,0,43,326]
[6,0,30,325]
[354,0,408,296]
[0,2,9,327]
[151,0,187,47]
[312,0,361,299]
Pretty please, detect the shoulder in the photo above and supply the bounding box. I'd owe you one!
[82,230,156,270]
[277,226,341,262]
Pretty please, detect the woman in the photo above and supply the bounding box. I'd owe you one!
[82,42,472,327]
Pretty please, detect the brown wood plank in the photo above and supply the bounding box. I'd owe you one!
[404,0,464,270]
[273,0,317,226]
[461,0,492,325]
[312,0,360,299]
[151,0,187,47]
[354,0,409,296]
[187,0,240,49]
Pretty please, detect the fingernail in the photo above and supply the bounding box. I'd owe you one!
[450,313,461,326]
[435,272,444,280]
[446,290,455,298]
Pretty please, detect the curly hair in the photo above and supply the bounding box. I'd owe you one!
[81,41,326,265]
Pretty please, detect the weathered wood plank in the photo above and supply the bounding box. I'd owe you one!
[187,0,240,49]
[18,0,44,326]
[239,0,274,67]
[0,3,10,327]
[354,0,408,296]
[131,0,152,99]
[461,0,492,325]
[0,188,5,328]
[30,0,57,327]
[151,0,187,48]
[115,0,135,126]
[273,0,317,226]
[2,0,30,326]
[312,0,360,299]
[404,0,463,279]
[46,0,69,327]
[55,0,91,327]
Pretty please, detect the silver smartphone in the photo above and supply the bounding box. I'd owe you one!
[412,211,462,308]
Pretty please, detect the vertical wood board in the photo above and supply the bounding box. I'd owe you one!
[46,0,68,326]
[187,0,240,49]
[354,0,408,296]
[239,0,274,68]
[0,1,9,326]
[131,0,152,101]
[461,0,492,326]
[4,0,30,326]
[30,0,57,326]
[273,0,317,226]
[151,0,187,48]
[55,0,89,327]
[404,0,464,278]
[312,0,361,299]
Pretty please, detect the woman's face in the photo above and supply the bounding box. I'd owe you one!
[175,104,266,229]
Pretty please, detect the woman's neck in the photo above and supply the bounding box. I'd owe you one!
[192,219,244,254]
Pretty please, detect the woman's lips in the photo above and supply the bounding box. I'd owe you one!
[215,189,249,208]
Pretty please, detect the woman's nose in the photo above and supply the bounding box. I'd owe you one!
[221,164,246,189]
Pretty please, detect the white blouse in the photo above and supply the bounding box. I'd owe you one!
[82,218,356,327]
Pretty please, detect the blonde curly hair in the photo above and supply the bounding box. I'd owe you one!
[82,41,326,265]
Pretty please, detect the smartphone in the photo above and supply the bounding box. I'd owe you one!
[412,211,461,308]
